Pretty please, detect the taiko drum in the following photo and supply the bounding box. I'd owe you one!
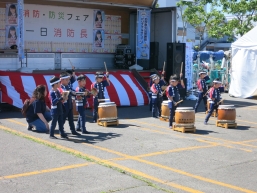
[72,97,79,119]
[161,100,169,118]
[98,102,117,121]
[175,107,195,124]
[217,105,236,122]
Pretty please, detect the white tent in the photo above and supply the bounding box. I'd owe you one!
[229,26,257,98]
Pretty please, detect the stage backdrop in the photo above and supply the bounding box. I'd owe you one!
[0,71,149,108]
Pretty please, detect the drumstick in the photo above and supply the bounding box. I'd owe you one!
[180,62,183,74]
[203,88,211,97]
[98,99,110,102]
[104,62,108,72]
[68,59,74,68]
[217,99,224,105]
[163,61,166,73]
[176,100,183,105]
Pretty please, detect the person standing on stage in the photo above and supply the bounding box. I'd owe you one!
[194,71,209,113]
[59,72,80,135]
[75,74,91,134]
[49,76,68,139]
[204,79,222,125]
[91,71,110,123]
[151,75,163,118]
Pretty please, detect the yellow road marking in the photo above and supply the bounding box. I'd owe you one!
[83,143,257,193]
[238,139,257,143]
[0,156,129,181]
[0,163,92,180]
[136,145,217,158]
[0,124,202,193]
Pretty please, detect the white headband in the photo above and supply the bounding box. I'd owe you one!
[170,79,177,82]
[199,72,206,75]
[60,76,70,80]
[152,76,159,81]
[213,81,221,84]
[50,79,60,86]
[96,75,104,78]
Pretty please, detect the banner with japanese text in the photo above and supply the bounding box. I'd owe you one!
[185,42,193,90]
[136,9,151,60]
[18,0,24,60]
[21,4,120,53]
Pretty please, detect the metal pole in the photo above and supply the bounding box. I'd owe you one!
[136,9,139,66]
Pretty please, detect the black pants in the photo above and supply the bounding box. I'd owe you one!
[50,113,65,136]
[63,108,75,131]
[205,103,218,123]
[195,92,207,112]
[152,98,163,117]
[169,103,178,127]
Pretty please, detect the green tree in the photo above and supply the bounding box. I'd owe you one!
[220,0,257,39]
[177,0,226,47]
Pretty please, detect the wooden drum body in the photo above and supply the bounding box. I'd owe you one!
[72,97,79,119]
[175,107,195,127]
[98,102,118,121]
[217,105,236,123]
[161,101,169,118]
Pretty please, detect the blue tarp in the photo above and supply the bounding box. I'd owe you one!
[192,50,224,61]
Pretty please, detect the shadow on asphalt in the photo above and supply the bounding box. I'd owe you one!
[223,100,257,108]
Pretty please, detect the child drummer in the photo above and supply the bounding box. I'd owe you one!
[204,79,222,125]
[49,76,68,139]
[75,74,91,134]
[194,71,209,113]
[66,65,76,92]
[91,71,111,123]
[166,74,185,128]
[150,75,163,118]
[149,72,167,111]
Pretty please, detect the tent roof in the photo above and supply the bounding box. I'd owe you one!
[232,26,257,49]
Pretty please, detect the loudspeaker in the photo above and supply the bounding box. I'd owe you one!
[166,43,185,80]
[149,56,158,69]
[150,42,159,56]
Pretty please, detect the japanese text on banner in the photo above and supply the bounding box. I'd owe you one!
[136,9,151,60]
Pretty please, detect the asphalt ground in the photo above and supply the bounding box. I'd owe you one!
[0,93,257,193]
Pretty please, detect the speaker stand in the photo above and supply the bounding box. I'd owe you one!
[129,63,143,70]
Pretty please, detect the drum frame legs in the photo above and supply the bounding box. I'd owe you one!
[172,125,196,133]
[160,116,169,122]
[97,119,119,127]
[216,121,237,129]
[205,111,217,117]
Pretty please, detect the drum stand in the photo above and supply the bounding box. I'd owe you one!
[216,120,237,129]
[97,119,119,127]
[172,124,196,133]
[160,116,169,122]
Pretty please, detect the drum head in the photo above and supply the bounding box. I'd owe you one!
[99,102,115,106]
[176,107,193,110]
[162,100,169,104]
[219,105,234,107]
[218,105,235,109]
